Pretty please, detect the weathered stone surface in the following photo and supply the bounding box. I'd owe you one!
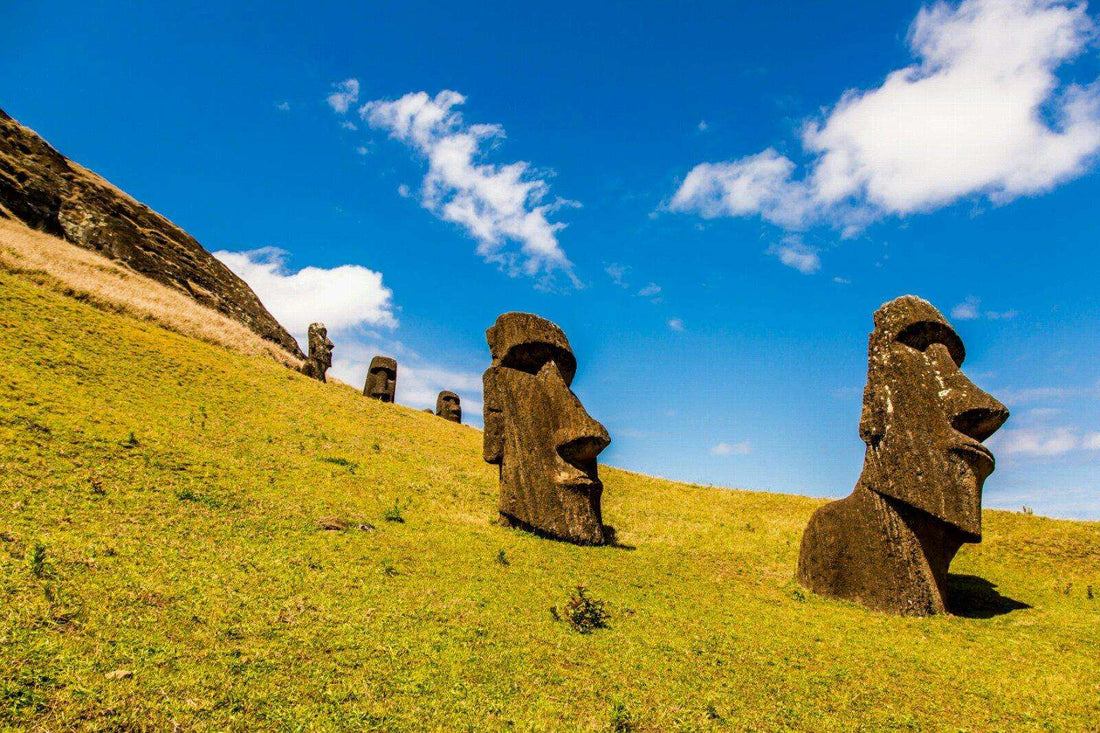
[483,312,610,545]
[364,356,397,402]
[299,323,333,382]
[798,296,1009,615]
[436,391,461,423]
[0,107,303,358]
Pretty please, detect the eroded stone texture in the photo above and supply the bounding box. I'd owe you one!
[483,312,610,545]
[436,391,461,423]
[798,296,1009,615]
[364,356,397,402]
[0,108,303,358]
[300,323,334,382]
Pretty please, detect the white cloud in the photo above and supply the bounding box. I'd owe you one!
[213,248,397,342]
[637,282,662,297]
[341,120,358,131]
[768,238,821,273]
[698,120,709,132]
[670,0,1100,232]
[996,425,1085,455]
[710,441,752,456]
[668,317,685,332]
[1083,432,1100,450]
[359,90,577,285]
[951,295,982,320]
[276,102,290,111]
[397,183,411,198]
[326,78,360,114]
[605,262,630,288]
[952,295,1018,320]
[356,146,369,156]
[833,276,852,284]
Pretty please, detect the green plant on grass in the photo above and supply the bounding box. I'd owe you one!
[383,499,407,523]
[551,586,610,634]
[28,542,47,578]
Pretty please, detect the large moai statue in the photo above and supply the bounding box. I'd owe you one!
[798,296,1009,616]
[364,356,397,402]
[299,323,334,382]
[483,312,611,545]
[436,391,462,423]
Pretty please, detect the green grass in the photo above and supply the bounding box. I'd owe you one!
[1,267,1099,730]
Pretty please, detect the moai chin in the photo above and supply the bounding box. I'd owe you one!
[436,391,462,423]
[797,296,1009,616]
[363,356,397,402]
[300,323,334,382]
[483,312,611,545]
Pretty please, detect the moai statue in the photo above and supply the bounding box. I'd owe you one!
[299,323,334,382]
[436,391,461,423]
[798,296,1009,615]
[483,312,611,545]
[363,356,397,402]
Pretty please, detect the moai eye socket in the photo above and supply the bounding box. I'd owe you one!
[895,320,965,366]
[498,343,577,384]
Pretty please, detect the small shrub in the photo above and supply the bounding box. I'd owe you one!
[383,500,406,523]
[28,542,47,578]
[552,585,610,634]
[1022,506,1034,515]
[380,558,399,577]
[790,588,807,603]
[320,456,357,470]
[123,430,138,448]
[89,474,105,496]
[1087,585,1094,601]
[609,700,635,732]
[496,549,509,566]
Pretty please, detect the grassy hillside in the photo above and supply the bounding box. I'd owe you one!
[2,266,1099,730]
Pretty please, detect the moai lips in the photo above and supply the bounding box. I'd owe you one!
[436,391,462,423]
[798,296,1009,615]
[483,313,611,545]
[364,356,397,402]
[300,323,334,382]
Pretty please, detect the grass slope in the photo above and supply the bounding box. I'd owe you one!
[2,269,1099,730]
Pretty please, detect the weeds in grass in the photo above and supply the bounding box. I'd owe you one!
[380,558,399,577]
[705,702,724,721]
[88,473,105,496]
[1088,585,1094,601]
[383,500,407,523]
[551,586,610,633]
[320,456,358,470]
[609,700,635,732]
[1022,506,1034,515]
[496,549,509,566]
[176,488,224,510]
[28,542,47,578]
[123,430,138,448]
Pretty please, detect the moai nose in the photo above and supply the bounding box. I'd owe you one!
[556,417,611,469]
[946,379,1009,442]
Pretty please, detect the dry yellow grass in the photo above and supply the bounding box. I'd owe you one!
[0,217,300,369]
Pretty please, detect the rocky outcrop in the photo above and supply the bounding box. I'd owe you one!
[0,107,303,358]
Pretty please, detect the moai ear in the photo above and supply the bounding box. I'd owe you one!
[483,368,504,465]
[858,379,887,447]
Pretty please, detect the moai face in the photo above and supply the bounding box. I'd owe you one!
[436,391,461,423]
[483,312,610,545]
[364,356,397,402]
[303,322,334,381]
[859,296,1009,540]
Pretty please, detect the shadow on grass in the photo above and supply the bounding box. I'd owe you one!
[948,574,1030,619]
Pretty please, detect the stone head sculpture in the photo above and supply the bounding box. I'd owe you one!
[364,356,397,402]
[436,390,461,423]
[798,296,1009,615]
[300,322,334,382]
[483,312,611,545]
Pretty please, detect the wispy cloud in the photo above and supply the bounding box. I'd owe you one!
[768,237,821,274]
[710,441,752,456]
[637,282,662,298]
[605,262,631,288]
[667,317,685,332]
[275,101,290,111]
[669,0,1100,233]
[326,78,360,114]
[993,425,1100,456]
[357,89,578,286]
[950,295,1018,321]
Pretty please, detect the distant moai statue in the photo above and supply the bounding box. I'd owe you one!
[299,323,334,382]
[483,312,610,545]
[436,391,461,423]
[364,356,397,402]
[798,296,1009,616]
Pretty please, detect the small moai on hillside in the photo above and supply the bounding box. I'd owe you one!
[483,312,611,545]
[364,356,397,402]
[436,391,462,423]
[797,296,1009,616]
[299,323,334,382]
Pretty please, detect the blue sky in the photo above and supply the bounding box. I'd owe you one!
[3,0,1099,518]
